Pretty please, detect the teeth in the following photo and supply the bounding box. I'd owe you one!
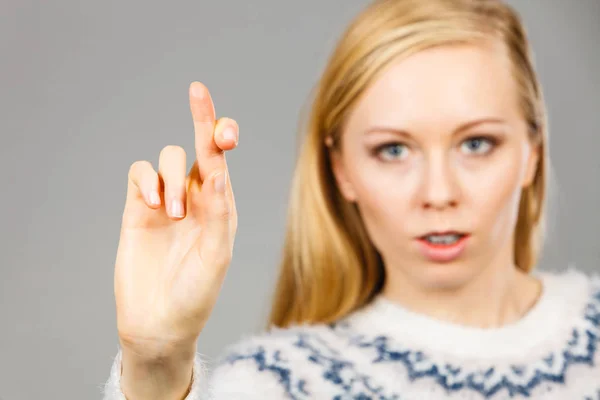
[424,234,462,245]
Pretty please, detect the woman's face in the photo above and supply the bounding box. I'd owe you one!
[331,42,540,290]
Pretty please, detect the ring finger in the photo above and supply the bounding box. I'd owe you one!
[158,145,188,219]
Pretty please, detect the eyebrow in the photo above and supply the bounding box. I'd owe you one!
[364,117,508,137]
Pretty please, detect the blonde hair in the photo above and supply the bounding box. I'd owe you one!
[268,0,548,328]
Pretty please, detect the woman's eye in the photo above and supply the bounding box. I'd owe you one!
[377,143,409,161]
[460,137,495,155]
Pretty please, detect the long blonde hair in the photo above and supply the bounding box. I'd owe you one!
[268,0,548,328]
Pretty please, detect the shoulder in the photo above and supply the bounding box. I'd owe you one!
[208,323,342,399]
[538,266,599,303]
[536,266,599,339]
[533,267,600,379]
[566,266,600,329]
[548,266,600,397]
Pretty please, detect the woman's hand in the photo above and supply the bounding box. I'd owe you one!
[114,81,239,358]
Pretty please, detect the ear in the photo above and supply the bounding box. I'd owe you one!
[522,141,541,188]
[328,146,358,202]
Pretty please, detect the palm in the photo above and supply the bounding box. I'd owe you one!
[116,210,204,342]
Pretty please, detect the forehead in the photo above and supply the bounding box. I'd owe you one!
[347,42,520,129]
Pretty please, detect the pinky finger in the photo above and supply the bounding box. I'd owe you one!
[127,160,162,210]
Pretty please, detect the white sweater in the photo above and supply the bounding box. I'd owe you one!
[103,268,600,399]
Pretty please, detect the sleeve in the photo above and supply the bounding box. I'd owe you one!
[102,347,208,400]
[101,347,289,400]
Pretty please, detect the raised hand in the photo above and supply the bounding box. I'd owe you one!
[114,82,239,357]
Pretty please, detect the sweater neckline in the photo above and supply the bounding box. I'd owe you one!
[342,268,591,361]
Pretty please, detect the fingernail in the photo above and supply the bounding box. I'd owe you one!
[149,191,161,206]
[213,172,226,193]
[171,199,184,217]
[222,127,237,143]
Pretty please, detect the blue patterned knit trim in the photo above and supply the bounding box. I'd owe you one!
[338,284,600,398]
[220,284,599,399]
[221,346,310,400]
[221,332,401,399]
[294,333,401,399]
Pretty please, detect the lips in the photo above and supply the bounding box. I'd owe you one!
[415,232,471,262]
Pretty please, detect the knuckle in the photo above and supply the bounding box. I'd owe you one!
[158,146,187,180]
[160,145,185,159]
[214,209,230,222]
[220,117,237,127]
[213,201,232,221]
[128,160,151,181]
[194,112,214,124]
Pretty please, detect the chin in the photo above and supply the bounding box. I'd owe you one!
[413,261,480,291]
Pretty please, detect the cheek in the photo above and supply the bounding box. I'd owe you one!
[347,163,417,245]
[462,152,526,238]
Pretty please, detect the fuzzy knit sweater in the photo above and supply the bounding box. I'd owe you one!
[103,268,600,399]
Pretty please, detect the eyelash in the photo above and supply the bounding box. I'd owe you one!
[373,135,500,160]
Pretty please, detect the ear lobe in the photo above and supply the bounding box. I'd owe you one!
[329,149,357,202]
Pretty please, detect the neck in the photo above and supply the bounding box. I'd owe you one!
[381,256,542,329]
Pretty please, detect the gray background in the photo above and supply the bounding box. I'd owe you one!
[0,0,598,398]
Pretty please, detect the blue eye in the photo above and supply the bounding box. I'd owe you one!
[461,137,495,155]
[377,143,408,161]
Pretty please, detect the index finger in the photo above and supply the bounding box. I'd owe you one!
[189,81,224,182]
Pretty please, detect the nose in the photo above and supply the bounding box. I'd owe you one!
[420,153,460,210]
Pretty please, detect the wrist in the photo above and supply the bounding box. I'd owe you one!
[119,341,197,400]
[118,332,198,362]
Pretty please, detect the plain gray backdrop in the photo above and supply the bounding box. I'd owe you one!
[0,0,598,398]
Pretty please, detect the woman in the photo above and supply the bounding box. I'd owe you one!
[103,0,599,399]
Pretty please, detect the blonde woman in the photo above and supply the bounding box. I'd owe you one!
[103,0,599,399]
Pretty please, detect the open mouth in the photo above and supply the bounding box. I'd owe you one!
[415,231,471,262]
[419,232,468,246]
